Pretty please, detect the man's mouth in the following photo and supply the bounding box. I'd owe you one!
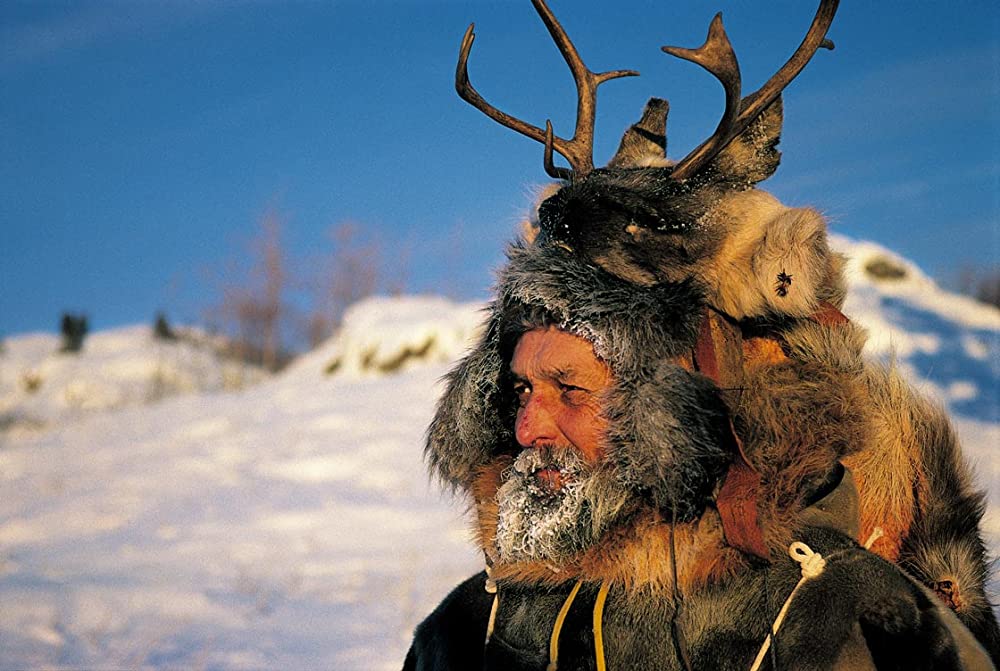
[532,467,566,493]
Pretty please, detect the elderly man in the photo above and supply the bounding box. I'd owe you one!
[415,0,1000,663]
[403,241,993,671]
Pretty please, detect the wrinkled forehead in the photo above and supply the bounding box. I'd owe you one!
[509,326,611,382]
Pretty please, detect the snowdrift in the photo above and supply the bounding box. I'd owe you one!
[0,326,267,435]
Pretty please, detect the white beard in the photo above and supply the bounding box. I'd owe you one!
[494,446,599,563]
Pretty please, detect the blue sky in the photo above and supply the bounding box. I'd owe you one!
[2,1,998,337]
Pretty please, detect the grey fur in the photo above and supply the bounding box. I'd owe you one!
[604,359,733,519]
[426,240,706,492]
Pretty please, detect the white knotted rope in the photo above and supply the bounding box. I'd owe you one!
[749,542,827,671]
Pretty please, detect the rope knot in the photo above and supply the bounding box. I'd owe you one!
[484,565,498,594]
[750,541,827,671]
[788,541,825,579]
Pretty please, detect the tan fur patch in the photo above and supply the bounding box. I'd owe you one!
[844,366,928,561]
[703,190,787,318]
[777,319,929,562]
[702,190,835,319]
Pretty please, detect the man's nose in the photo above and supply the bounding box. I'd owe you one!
[515,396,559,448]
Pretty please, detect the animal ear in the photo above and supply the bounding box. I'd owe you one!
[522,182,564,245]
[607,98,670,168]
[707,95,783,185]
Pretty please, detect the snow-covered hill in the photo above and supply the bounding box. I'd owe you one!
[0,326,267,437]
[836,234,1000,423]
[0,240,996,669]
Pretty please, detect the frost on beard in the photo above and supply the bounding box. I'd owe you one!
[494,446,596,562]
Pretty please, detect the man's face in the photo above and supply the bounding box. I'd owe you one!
[510,326,612,464]
[494,327,623,563]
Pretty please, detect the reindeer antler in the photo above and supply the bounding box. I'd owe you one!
[665,0,839,181]
[455,0,638,180]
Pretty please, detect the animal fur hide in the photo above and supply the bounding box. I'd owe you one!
[515,93,1000,659]
[411,237,994,669]
[420,0,999,663]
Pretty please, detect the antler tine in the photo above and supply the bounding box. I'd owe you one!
[661,13,741,181]
[530,0,639,176]
[456,24,550,147]
[455,2,638,179]
[735,0,838,128]
[544,121,573,181]
[667,0,839,181]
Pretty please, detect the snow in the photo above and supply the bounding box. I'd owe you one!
[282,295,484,380]
[0,325,267,437]
[834,234,1000,422]
[0,250,997,669]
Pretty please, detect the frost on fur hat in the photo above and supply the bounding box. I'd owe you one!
[426,240,735,520]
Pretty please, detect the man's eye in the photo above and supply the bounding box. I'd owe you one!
[513,383,530,405]
[559,384,588,403]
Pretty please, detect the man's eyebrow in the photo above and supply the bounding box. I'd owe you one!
[552,366,574,380]
[508,366,573,379]
[544,366,578,382]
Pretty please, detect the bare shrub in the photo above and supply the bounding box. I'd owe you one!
[59,313,89,353]
[152,312,177,341]
[303,222,397,348]
[864,256,907,281]
[211,211,293,371]
[207,213,408,365]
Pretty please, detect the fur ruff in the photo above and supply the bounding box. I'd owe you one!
[471,461,746,592]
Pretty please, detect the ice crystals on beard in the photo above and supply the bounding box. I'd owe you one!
[494,446,592,562]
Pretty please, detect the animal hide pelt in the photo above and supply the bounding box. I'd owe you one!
[406,528,990,671]
[426,0,999,665]
[515,92,1000,659]
[413,237,994,669]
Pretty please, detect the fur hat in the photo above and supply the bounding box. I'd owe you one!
[430,239,739,527]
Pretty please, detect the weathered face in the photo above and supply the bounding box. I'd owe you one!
[495,327,629,563]
[510,326,612,464]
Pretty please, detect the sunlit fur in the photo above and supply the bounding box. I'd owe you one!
[514,93,1000,658]
[418,92,999,663]
[420,235,989,667]
[777,308,998,656]
[702,190,847,318]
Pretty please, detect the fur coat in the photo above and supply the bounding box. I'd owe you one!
[405,241,994,670]
[506,92,1000,658]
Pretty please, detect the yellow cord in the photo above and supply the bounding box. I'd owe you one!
[484,566,499,644]
[593,580,611,671]
[547,580,583,671]
[485,593,499,644]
